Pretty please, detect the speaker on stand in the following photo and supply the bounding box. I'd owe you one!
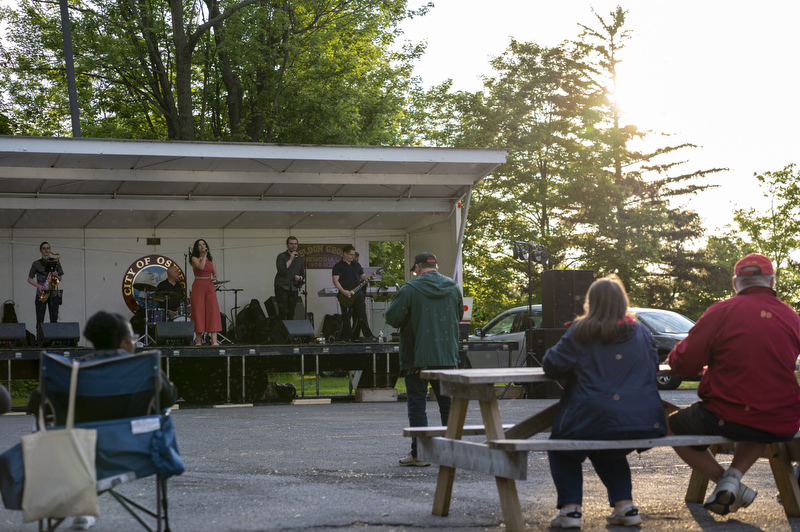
[541,270,594,328]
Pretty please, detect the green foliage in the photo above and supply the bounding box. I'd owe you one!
[368,241,405,301]
[0,0,430,143]
[9,379,38,405]
[733,164,800,303]
[413,7,723,323]
[565,7,723,302]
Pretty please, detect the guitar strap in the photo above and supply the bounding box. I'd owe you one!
[350,262,361,293]
[349,262,363,336]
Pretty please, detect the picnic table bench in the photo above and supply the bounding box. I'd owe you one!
[403,367,800,532]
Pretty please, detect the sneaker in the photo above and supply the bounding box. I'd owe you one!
[399,452,430,467]
[550,506,581,528]
[72,516,96,530]
[606,503,642,526]
[704,469,741,515]
[730,482,757,512]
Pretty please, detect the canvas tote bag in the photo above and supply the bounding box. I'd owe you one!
[21,360,100,522]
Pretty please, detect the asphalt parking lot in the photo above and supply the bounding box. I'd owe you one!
[1,389,799,531]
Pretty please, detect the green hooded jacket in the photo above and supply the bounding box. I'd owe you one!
[385,270,464,370]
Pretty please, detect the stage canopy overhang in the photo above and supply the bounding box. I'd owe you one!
[0,136,508,232]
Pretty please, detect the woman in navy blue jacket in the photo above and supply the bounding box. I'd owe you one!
[543,275,665,529]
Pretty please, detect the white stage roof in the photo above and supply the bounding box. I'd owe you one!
[0,137,507,231]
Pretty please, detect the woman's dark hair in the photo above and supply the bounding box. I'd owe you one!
[84,311,131,349]
[191,239,213,262]
[571,275,634,345]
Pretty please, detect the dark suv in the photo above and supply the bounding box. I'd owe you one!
[469,305,695,390]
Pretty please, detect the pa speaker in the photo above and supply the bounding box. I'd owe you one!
[272,320,315,344]
[39,322,80,347]
[264,296,279,319]
[527,328,568,399]
[293,299,306,320]
[155,321,195,346]
[0,323,26,347]
[541,270,594,328]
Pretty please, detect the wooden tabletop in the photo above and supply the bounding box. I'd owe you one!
[419,367,550,384]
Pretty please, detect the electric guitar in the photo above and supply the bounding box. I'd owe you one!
[337,278,370,308]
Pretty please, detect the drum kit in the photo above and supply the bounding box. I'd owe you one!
[134,282,190,346]
[134,279,242,346]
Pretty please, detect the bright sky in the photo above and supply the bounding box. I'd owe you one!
[399,1,800,235]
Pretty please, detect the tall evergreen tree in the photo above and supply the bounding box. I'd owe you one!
[565,7,723,302]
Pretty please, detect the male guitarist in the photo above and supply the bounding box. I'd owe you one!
[332,245,376,342]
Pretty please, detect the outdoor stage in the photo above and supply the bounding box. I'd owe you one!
[0,340,517,406]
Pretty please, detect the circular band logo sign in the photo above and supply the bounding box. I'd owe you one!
[121,254,187,313]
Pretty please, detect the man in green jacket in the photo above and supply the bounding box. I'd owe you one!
[385,252,463,466]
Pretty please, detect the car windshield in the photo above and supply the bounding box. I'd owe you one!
[636,310,694,334]
[481,307,542,336]
[483,314,516,336]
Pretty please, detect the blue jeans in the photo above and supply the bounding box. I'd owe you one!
[548,449,633,508]
[405,370,451,457]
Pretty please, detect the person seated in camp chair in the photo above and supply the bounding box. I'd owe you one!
[28,311,178,424]
[27,310,179,530]
[77,311,179,413]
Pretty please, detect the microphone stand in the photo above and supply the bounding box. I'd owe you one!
[185,247,191,317]
[215,283,233,345]
[301,258,308,320]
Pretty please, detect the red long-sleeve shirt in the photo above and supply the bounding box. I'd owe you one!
[668,286,800,437]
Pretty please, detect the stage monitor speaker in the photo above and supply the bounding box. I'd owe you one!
[39,322,80,347]
[540,270,595,328]
[271,320,315,344]
[0,322,26,347]
[156,321,195,346]
[264,297,279,319]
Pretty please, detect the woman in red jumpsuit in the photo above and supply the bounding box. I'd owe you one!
[190,239,222,346]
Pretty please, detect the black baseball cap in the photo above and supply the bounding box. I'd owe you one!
[411,252,437,271]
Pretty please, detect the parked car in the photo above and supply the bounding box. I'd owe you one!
[466,305,543,369]
[467,305,695,390]
[629,307,696,389]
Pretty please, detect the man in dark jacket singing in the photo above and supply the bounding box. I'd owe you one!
[385,252,463,466]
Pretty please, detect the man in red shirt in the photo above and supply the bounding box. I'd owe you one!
[668,253,800,516]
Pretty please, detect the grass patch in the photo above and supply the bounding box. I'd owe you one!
[8,379,38,407]
[269,372,407,396]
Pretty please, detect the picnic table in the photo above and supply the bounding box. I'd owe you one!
[407,367,800,532]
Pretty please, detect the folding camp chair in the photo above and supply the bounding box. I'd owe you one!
[33,350,184,532]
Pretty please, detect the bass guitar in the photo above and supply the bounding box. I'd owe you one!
[337,278,370,308]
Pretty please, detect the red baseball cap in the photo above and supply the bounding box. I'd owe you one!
[734,253,774,276]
